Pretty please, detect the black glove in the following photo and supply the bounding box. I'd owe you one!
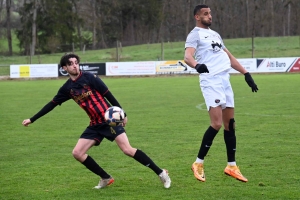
[195,64,209,74]
[244,72,258,92]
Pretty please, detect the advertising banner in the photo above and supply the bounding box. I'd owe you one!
[230,58,257,74]
[286,58,300,72]
[106,61,156,76]
[256,57,296,72]
[58,63,105,76]
[10,64,58,78]
[156,59,257,75]
[155,60,197,74]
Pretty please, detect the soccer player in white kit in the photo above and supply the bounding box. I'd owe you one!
[184,4,258,182]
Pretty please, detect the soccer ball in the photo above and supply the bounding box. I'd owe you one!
[104,106,125,126]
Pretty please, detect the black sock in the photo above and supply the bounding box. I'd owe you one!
[224,130,236,162]
[82,155,110,179]
[133,149,163,175]
[197,126,219,159]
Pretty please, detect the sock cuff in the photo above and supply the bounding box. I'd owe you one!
[208,126,219,134]
[224,129,235,137]
[133,149,141,159]
[82,155,91,164]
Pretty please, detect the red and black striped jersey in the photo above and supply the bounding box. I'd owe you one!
[53,71,111,126]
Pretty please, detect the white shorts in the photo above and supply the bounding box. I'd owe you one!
[199,72,234,111]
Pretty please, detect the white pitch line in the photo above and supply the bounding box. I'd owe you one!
[196,103,206,110]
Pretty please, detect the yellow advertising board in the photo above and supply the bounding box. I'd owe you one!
[19,66,30,77]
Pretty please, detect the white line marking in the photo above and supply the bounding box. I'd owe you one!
[196,103,206,110]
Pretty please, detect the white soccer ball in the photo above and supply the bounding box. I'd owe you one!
[104,106,125,126]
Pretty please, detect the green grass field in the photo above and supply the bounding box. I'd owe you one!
[1,73,299,199]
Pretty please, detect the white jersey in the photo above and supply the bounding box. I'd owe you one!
[185,27,231,76]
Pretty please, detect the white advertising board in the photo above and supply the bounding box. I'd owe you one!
[155,60,197,74]
[106,61,156,76]
[229,58,257,74]
[10,64,58,78]
[256,57,297,72]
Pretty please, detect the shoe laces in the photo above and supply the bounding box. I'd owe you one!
[99,177,112,187]
[229,166,243,176]
[159,170,169,182]
[197,164,204,172]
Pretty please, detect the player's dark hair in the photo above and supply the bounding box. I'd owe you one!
[60,53,80,67]
[193,4,209,16]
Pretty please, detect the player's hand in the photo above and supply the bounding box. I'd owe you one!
[244,72,258,92]
[122,117,128,127]
[22,119,32,127]
[195,64,209,74]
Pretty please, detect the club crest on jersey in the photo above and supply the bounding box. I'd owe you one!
[215,99,220,103]
[211,41,222,52]
[83,84,91,90]
[70,89,80,96]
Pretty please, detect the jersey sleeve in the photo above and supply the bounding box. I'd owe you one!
[185,31,199,49]
[89,73,125,114]
[30,85,70,123]
[52,86,71,105]
[30,101,57,123]
[89,73,109,95]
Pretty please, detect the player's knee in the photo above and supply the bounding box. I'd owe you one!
[229,118,235,131]
[72,149,82,160]
[122,147,135,157]
[211,122,222,130]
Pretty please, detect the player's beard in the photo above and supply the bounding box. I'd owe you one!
[202,19,212,27]
[67,68,80,76]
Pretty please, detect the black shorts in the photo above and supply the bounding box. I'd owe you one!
[80,124,126,146]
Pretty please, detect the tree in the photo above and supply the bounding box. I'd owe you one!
[31,0,37,56]
[0,0,4,37]
[16,0,81,54]
[70,0,84,50]
[6,0,300,56]
[270,0,275,36]
[0,0,4,23]
[6,0,12,56]
[185,0,190,37]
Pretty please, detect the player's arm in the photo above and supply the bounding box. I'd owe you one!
[184,47,209,73]
[103,90,127,117]
[90,74,122,108]
[223,48,247,74]
[184,47,197,68]
[224,48,258,92]
[91,74,127,117]
[103,90,127,126]
[22,86,70,127]
[22,101,58,126]
[103,90,122,109]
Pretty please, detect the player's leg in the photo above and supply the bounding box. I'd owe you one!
[192,76,224,181]
[74,128,114,188]
[198,106,223,160]
[202,105,223,152]
[222,76,248,182]
[192,106,222,181]
[222,107,236,165]
[115,133,171,188]
[72,138,95,162]
[222,108,247,182]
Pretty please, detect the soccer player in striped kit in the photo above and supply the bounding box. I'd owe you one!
[22,53,171,189]
[184,5,258,182]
